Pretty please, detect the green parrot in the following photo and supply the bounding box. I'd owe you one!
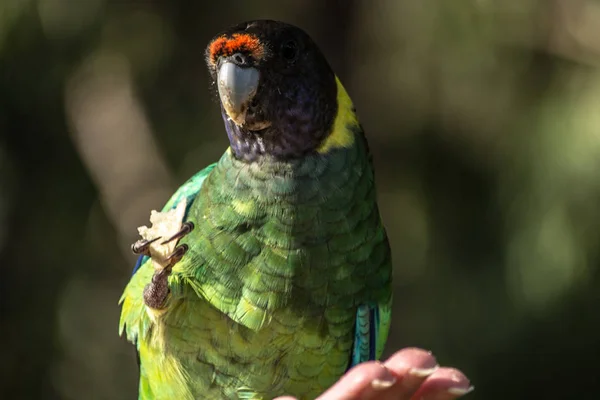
[119,20,393,400]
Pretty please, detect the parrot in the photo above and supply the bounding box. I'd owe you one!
[119,20,393,400]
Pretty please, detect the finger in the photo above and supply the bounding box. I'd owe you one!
[411,367,473,400]
[316,361,397,400]
[377,347,439,399]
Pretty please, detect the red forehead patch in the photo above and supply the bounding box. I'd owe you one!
[209,33,264,63]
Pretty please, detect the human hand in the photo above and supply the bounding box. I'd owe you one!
[276,347,472,400]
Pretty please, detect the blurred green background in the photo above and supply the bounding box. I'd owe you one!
[2,0,600,398]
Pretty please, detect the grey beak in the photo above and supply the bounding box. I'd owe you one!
[217,61,260,126]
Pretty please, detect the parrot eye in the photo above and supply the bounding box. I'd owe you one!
[281,40,298,61]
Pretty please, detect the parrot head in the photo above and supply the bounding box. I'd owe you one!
[205,20,339,161]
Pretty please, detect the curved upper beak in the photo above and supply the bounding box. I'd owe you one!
[217,61,260,126]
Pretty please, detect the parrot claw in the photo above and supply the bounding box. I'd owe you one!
[142,244,188,310]
[160,222,194,245]
[166,244,189,265]
[131,237,162,256]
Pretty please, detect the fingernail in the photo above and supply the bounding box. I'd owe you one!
[371,365,397,390]
[447,386,475,396]
[408,365,438,378]
[371,377,396,390]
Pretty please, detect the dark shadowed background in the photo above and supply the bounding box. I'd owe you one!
[2,0,600,399]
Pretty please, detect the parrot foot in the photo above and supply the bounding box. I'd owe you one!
[161,222,194,245]
[131,221,193,256]
[142,244,188,309]
[131,237,161,256]
[143,267,171,309]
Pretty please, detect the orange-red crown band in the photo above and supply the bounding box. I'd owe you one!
[209,33,264,64]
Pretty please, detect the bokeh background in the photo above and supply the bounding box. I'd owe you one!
[2,0,600,398]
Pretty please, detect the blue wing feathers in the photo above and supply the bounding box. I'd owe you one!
[132,255,149,276]
[349,303,380,370]
[370,306,378,360]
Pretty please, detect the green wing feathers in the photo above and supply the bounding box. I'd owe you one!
[161,163,217,213]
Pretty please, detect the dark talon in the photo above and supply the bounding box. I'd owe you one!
[166,244,189,264]
[131,237,161,255]
[161,222,195,245]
